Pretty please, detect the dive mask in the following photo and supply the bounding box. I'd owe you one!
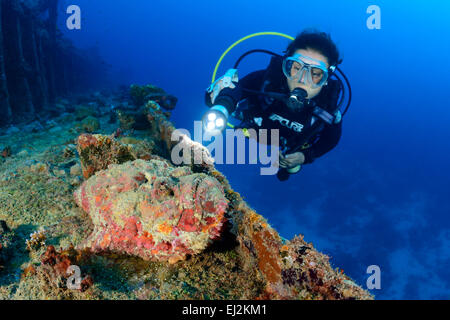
[282,53,334,89]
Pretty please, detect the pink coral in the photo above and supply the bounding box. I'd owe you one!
[74,159,229,263]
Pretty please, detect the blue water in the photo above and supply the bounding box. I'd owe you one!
[61,0,450,299]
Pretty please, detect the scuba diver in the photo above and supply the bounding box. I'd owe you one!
[203,30,351,181]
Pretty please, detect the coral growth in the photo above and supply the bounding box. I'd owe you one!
[76,134,136,179]
[75,106,97,121]
[78,116,100,133]
[74,159,229,263]
[25,228,47,252]
[171,133,215,173]
[143,101,177,157]
[19,245,95,298]
[116,109,138,131]
[0,86,373,300]
[110,101,177,159]
[129,84,178,110]
[202,169,373,300]
[1,146,11,158]
[76,133,160,179]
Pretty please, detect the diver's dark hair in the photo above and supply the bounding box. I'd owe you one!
[285,29,342,68]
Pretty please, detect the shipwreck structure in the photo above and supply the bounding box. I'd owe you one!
[0,0,108,126]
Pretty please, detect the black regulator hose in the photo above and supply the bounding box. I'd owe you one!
[233,49,352,116]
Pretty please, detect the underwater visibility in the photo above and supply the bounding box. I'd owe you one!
[0,0,449,302]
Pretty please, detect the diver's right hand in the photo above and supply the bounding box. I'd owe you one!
[209,79,236,104]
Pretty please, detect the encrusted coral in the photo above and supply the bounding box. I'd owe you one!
[204,169,374,300]
[171,133,215,172]
[0,87,373,300]
[25,228,47,251]
[20,245,95,297]
[76,133,162,180]
[75,105,97,121]
[116,109,138,131]
[73,159,229,263]
[76,134,136,179]
[1,146,11,158]
[143,101,177,158]
[130,84,178,110]
[79,116,100,133]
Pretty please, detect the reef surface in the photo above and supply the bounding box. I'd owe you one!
[0,85,373,300]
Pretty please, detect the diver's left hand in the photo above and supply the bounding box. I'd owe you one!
[279,152,305,169]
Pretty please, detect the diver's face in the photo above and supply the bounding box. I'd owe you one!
[286,48,330,99]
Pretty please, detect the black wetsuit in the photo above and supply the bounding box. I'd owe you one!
[205,56,342,165]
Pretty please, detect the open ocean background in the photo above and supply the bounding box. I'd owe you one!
[61,0,450,299]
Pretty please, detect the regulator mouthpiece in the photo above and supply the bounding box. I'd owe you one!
[286,88,308,111]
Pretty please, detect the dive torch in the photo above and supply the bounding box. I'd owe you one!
[201,105,229,134]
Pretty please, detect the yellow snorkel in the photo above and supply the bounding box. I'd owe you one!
[203,32,295,133]
[211,32,294,84]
